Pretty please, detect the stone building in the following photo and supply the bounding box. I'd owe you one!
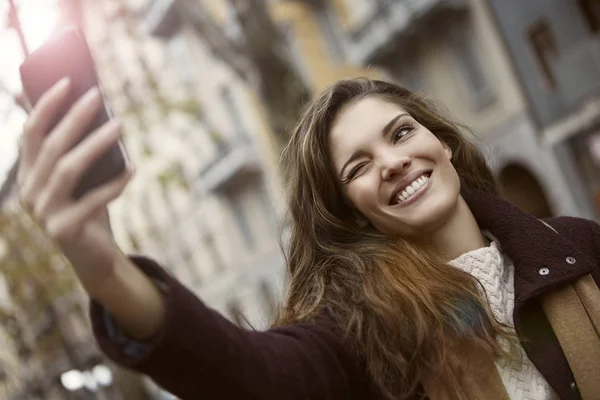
[487,0,600,220]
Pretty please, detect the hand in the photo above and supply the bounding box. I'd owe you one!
[17,78,134,295]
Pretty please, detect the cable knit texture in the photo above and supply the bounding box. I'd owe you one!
[448,233,560,400]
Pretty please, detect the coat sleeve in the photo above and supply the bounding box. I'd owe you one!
[89,256,370,400]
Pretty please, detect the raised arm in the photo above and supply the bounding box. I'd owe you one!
[90,256,369,399]
[17,80,370,399]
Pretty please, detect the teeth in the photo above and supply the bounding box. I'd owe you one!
[396,174,429,204]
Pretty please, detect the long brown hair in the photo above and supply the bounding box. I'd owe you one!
[276,78,512,399]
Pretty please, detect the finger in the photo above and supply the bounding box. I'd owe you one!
[34,120,123,216]
[25,87,103,197]
[46,167,133,244]
[19,77,71,180]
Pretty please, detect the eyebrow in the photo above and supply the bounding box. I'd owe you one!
[338,113,410,178]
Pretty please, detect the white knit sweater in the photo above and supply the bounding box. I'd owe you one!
[448,233,559,400]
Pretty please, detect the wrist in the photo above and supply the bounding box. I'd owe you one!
[90,252,166,340]
[81,244,124,299]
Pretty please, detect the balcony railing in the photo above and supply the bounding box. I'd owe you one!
[344,0,468,64]
[195,138,262,195]
[144,0,182,37]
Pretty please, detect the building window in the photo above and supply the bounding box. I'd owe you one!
[202,231,225,272]
[577,0,600,33]
[378,46,424,93]
[223,3,244,42]
[345,0,378,28]
[169,34,196,86]
[528,19,559,89]
[315,7,345,64]
[127,231,141,252]
[2,315,30,358]
[34,306,57,342]
[228,193,255,249]
[568,131,600,218]
[259,281,277,318]
[182,245,201,283]
[256,181,278,235]
[0,360,6,381]
[227,300,247,327]
[281,24,312,88]
[451,26,495,110]
[220,85,248,142]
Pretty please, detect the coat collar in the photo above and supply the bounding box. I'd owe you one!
[463,190,595,305]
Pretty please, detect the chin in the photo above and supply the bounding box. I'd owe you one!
[381,190,460,237]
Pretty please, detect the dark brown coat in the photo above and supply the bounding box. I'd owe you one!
[91,190,600,399]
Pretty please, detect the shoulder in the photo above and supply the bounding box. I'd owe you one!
[543,215,597,232]
[543,216,600,254]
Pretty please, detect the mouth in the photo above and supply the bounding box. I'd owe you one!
[389,171,432,206]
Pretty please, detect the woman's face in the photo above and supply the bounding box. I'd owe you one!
[329,96,461,239]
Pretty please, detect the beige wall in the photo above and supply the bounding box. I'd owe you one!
[411,0,527,136]
[271,2,384,93]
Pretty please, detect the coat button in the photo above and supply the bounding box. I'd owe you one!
[566,256,576,264]
[571,381,578,391]
[539,268,550,276]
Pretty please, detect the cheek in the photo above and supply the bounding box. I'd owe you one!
[347,180,378,213]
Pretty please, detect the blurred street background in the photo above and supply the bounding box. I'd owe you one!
[0,0,599,398]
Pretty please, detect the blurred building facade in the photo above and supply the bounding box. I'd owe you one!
[289,0,588,219]
[86,0,287,335]
[487,0,600,219]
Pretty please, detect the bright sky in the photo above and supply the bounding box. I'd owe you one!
[0,0,60,187]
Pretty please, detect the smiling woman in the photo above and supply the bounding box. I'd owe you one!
[15,76,600,400]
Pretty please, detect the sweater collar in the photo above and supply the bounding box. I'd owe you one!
[463,189,595,304]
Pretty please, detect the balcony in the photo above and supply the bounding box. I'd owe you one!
[343,0,468,64]
[195,139,263,196]
[144,0,182,37]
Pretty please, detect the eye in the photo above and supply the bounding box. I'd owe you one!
[343,162,367,184]
[392,125,414,144]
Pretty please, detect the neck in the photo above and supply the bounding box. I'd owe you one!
[417,195,489,262]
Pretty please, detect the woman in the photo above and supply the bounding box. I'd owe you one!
[18,78,600,400]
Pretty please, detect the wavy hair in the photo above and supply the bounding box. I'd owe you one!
[275,78,514,399]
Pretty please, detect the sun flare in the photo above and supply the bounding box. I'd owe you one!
[18,0,60,52]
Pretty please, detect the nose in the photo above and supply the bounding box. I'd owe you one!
[380,154,411,181]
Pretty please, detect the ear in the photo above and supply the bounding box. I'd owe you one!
[441,140,453,160]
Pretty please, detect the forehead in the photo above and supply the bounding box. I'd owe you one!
[329,97,408,166]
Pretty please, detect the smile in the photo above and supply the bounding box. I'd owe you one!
[390,172,432,206]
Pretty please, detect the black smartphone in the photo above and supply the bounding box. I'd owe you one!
[19,27,127,199]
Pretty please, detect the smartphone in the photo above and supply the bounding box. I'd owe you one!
[19,28,127,199]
